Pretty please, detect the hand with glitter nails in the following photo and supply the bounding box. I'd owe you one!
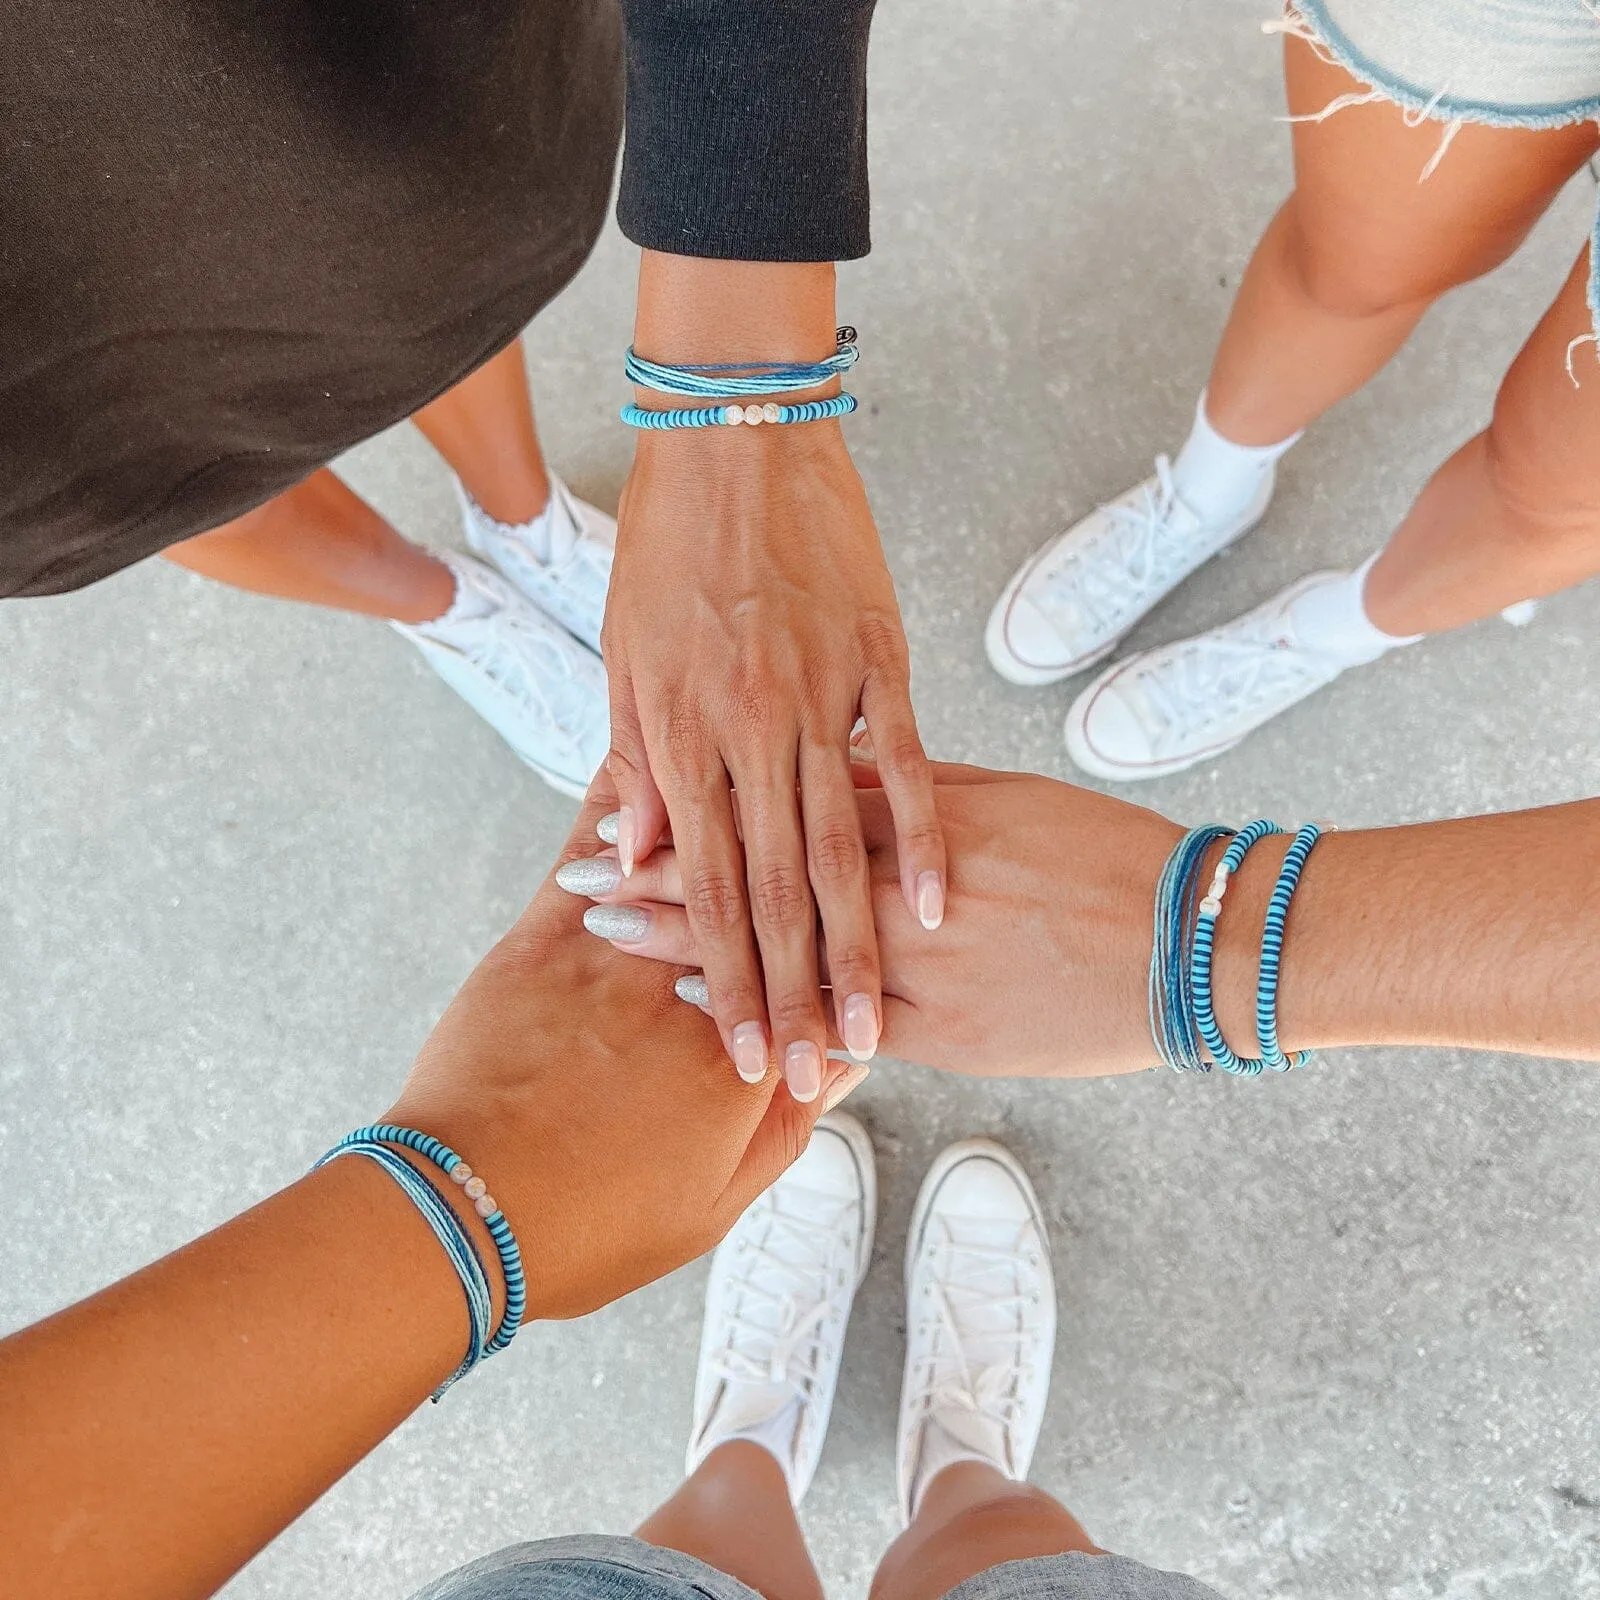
[557,766,1186,1079]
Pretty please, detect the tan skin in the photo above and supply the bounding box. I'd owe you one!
[162,257,940,1105]
[565,763,1600,1074]
[1203,40,1600,637]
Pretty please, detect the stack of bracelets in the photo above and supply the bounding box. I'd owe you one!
[314,1123,525,1399]
[1149,818,1329,1076]
[620,326,861,431]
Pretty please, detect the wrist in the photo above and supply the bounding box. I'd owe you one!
[634,253,838,365]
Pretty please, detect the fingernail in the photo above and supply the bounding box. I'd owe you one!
[732,1022,769,1085]
[916,870,945,931]
[675,973,711,1008]
[850,720,875,762]
[785,1041,824,1104]
[823,1063,871,1113]
[617,807,636,876]
[582,904,650,943]
[596,811,620,845]
[841,992,879,1062]
[555,856,623,896]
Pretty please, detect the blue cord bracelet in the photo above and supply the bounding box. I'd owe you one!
[1149,824,1231,1073]
[313,1139,492,1398]
[319,1123,526,1368]
[1190,820,1284,1076]
[624,334,859,399]
[1255,823,1324,1071]
[621,393,858,431]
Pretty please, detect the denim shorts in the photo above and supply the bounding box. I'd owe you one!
[410,1535,1226,1600]
[1273,0,1600,349]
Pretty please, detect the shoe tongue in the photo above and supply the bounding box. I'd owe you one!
[716,1383,800,1441]
[543,487,579,567]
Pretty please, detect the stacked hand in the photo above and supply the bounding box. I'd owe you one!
[558,763,1185,1080]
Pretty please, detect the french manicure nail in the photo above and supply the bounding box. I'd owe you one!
[732,1022,769,1085]
[617,807,636,876]
[675,973,711,1008]
[555,856,623,896]
[596,811,620,845]
[916,870,945,931]
[785,1041,824,1104]
[849,720,875,762]
[823,1063,871,1113]
[582,904,650,943]
[841,992,879,1062]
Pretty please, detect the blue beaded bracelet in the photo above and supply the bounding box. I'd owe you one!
[1256,823,1324,1072]
[624,332,859,399]
[621,393,858,431]
[316,1139,493,1398]
[1190,820,1284,1076]
[318,1123,526,1371]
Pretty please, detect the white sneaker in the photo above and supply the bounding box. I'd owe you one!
[687,1112,876,1505]
[897,1139,1055,1527]
[395,553,610,798]
[986,457,1275,686]
[1064,571,1349,782]
[458,474,613,655]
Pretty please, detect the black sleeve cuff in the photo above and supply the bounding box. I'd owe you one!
[616,0,878,263]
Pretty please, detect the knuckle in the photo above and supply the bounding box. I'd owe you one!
[769,989,824,1035]
[878,734,930,785]
[808,819,865,888]
[823,941,877,987]
[858,613,910,675]
[687,872,747,936]
[752,864,811,932]
[897,820,944,858]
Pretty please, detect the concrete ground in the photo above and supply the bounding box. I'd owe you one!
[5,2,1600,1595]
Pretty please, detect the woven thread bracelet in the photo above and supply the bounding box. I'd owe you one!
[315,1123,527,1391]
[1190,819,1285,1076]
[1149,823,1231,1073]
[1255,823,1325,1071]
[624,328,860,398]
[621,394,858,431]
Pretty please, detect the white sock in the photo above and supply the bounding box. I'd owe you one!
[1170,390,1301,523]
[1287,552,1422,666]
[458,476,565,566]
[407,551,496,636]
[908,1416,1008,1522]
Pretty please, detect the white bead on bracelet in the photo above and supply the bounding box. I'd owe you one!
[722,403,783,426]
[449,1162,500,1219]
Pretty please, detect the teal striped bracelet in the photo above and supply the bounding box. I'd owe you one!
[1256,823,1325,1072]
[317,1122,527,1375]
[621,393,858,431]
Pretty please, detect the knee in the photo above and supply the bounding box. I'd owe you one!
[1283,199,1503,321]
[1483,408,1600,547]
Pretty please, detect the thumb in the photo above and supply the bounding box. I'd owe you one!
[723,1060,871,1213]
[605,662,670,877]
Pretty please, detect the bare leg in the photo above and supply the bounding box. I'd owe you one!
[1205,41,1598,446]
[412,338,551,524]
[635,1442,824,1600]
[870,1463,1100,1600]
[1366,245,1600,634]
[162,468,453,623]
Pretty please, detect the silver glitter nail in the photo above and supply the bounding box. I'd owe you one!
[583,904,650,943]
[596,811,621,845]
[555,856,622,896]
[674,973,711,1007]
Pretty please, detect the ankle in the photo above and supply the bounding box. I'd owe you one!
[459,466,551,527]
[389,549,460,625]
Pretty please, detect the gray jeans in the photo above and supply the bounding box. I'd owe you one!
[412,1534,1225,1600]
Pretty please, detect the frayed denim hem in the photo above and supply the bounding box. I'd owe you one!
[1266,1,1600,378]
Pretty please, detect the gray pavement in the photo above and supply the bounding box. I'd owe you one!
[5,2,1600,1596]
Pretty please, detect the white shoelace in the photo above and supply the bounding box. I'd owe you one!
[905,1224,1045,1441]
[1039,455,1195,633]
[452,601,598,742]
[712,1199,856,1401]
[1135,607,1336,739]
